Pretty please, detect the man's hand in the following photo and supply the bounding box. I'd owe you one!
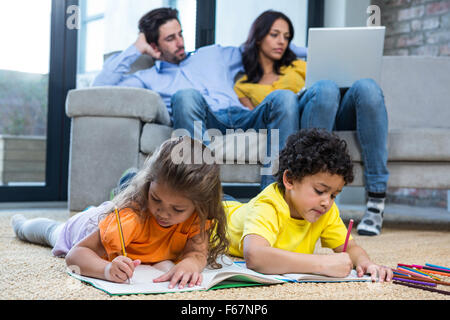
[134,32,161,59]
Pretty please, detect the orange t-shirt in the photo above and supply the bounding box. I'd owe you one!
[98,208,210,264]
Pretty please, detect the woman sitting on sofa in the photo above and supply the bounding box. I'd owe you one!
[234,10,390,237]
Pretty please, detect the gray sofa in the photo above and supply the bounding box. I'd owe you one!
[65,56,450,212]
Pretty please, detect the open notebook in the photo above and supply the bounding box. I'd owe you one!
[68,256,372,296]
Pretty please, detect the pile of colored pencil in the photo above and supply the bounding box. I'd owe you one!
[392,263,450,296]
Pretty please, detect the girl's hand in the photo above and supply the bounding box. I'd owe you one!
[153,259,203,289]
[356,262,393,283]
[104,256,141,283]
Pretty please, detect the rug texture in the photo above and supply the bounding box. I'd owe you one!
[1,208,449,300]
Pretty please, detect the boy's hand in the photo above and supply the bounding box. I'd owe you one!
[153,259,203,289]
[320,253,353,278]
[356,262,393,282]
[105,256,141,283]
[134,33,161,59]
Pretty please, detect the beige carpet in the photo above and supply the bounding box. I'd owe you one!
[1,208,449,300]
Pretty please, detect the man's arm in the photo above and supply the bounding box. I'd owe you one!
[290,43,308,59]
[91,44,146,87]
[92,34,159,87]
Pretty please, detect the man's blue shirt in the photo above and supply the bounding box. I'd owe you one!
[92,44,307,116]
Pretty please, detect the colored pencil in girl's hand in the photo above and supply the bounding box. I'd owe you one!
[114,206,127,257]
[114,206,130,284]
[343,219,354,252]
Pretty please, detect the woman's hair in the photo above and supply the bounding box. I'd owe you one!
[241,10,297,83]
[138,7,179,45]
[275,129,354,192]
[112,136,229,268]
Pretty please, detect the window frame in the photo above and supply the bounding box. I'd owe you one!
[0,0,78,202]
[0,0,323,202]
[77,0,105,74]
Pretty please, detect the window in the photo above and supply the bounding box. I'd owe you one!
[77,0,197,88]
[0,0,77,201]
[215,0,308,48]
[0,1,51,188]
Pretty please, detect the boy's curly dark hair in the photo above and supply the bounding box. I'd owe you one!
[275,129,354,191]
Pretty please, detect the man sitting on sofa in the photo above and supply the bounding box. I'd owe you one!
[92,7,307,188]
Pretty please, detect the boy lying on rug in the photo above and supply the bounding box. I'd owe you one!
[223,129,393,282]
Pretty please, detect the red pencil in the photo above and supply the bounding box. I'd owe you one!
[397,267,431,279]
[343,219,354,252]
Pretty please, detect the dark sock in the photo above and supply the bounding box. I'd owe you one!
[367,191,386,199]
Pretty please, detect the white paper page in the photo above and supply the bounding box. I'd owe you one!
[69,264,203,295]
[228,261,294,283]
[283,269,372,282]
[68,256,287,295]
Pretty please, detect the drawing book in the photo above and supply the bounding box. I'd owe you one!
[234,261,372,283]
[68,256,372,296]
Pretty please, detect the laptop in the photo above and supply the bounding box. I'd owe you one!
[303,27,385,89]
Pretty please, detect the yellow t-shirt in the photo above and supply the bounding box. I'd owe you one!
[223,183,351,257]
[234,59,307,107]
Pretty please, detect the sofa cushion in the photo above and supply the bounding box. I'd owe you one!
[336,128,450,162]
[140,123,173,154]
[140,126,450,163]
[380,56,450,130]
[219,162,450,188]
[385,128,450,161]
[140,125,267,163]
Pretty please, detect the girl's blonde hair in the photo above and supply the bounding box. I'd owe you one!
[111,136,229,268]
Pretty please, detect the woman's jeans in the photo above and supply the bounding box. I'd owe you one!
[171,89,300,189]
[298,79,389,194]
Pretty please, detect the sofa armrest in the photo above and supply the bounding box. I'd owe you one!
[65,86,171,126]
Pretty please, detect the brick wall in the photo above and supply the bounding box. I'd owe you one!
[369,1,449,209]
[371,0,450,56]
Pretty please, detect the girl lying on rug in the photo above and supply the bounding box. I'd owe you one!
[11,136,229,289]
[223,129,393,282]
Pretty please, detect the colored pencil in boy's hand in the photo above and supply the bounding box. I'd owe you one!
[343,219,354,252]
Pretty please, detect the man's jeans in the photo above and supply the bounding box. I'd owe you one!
[298,79,389,194]
[171,89,300,189]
